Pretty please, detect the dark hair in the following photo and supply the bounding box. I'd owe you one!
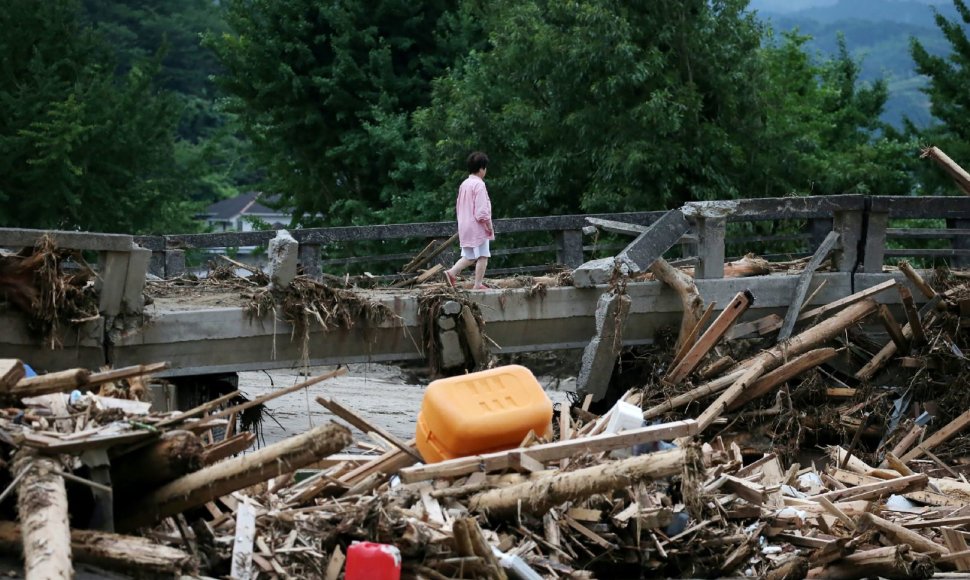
[466,151,489,174]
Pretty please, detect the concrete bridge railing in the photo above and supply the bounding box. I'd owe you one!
[125,194,970,281]
[3,194,970,320]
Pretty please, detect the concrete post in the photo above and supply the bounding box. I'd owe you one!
[863,211,889,273]
[122,244,151,314]
[615,209,691,274]
[949,218,970,269]
[695,216,726,279]
[298,244,322,279]
[148,252,165,278]
[833,210,864,273]
[164,250,186,278]
[555,229,585,268]
[268,230,299,289]
[96,251,130,317]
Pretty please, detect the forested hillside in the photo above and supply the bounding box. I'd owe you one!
[1,0,968,235]
[754,0,956,127]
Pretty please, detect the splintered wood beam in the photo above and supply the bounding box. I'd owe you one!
[730,280,897,340]
[728,348,838,411]
[878,305,909,354]
[696,298,878,432]
[778,231,840,341]
[669,302,717,370]
[898,286,926,344]
[642,370,745,420]
[664,291,753,385]
[14,451,71,580]
[810,473,927,503]
[0,521,193,576]
[921,146,970,196]
[856,294,942,380]
[316,396,423,462]
[901,407,970,463]
[399,420,697,483]
[858,512,949,556]
[898,260,937,299]
[199,367,348,425]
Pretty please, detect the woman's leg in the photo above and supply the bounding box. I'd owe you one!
[473,257,489,288]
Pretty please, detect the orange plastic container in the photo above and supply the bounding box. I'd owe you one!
[416,365,553,463]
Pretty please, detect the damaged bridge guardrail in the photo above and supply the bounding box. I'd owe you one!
[1,195,969,379]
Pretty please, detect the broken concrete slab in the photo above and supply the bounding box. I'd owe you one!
[437,315,457,331]
[572,257,616,288]
[576,291,632,402]
[268,230,299,289]
[616,209,691,275]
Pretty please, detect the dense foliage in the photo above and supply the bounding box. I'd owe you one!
[909,0,970,195]
[0,0,199,233]
[1,0,966,234]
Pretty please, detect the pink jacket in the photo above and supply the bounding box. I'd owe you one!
[456,174,494,247]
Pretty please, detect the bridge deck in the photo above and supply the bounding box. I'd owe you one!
[1,270,919,377]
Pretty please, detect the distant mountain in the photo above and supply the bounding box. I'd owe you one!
[749,0,946,15]
[750,0,962,128]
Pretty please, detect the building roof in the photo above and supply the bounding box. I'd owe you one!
[203,192,286,220]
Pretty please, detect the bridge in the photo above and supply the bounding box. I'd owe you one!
[1,194,968,403]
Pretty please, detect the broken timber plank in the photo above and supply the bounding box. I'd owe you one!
[738,280,897,339]
[899,260,937,299]
[14,450,71,580]
[878,304,909,354]
[230,499,257,580]
[664,291,753,385]
[728,347,838,411]
[669,302,716,370]
[399,420,697,483]
[696,299,878,432]
[899,286,927,344]
[901,407,970,463]
[316,396,422,462]
[778,231,840,341]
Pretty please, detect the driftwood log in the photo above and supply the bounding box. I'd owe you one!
[111,430,203,489]
[119,421,352,530]
[13,450,72,579]
[468,447,687,518]
[651,258,705,352]
[0,521,193,576]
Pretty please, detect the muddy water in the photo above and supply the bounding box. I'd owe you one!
[237,363,573,447]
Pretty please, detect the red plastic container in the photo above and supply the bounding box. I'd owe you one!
[345,541,401,580]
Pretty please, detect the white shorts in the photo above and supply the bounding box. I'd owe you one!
[461,241,491,260]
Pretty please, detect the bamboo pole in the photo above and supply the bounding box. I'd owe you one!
[118,422,352,531]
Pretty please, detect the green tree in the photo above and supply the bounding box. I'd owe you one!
[401,0,776,221]
[399,1,913,223]
[210,0,484,225]
[0,0,200,233]
[750,32,915,199]
[910,0,970,195]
